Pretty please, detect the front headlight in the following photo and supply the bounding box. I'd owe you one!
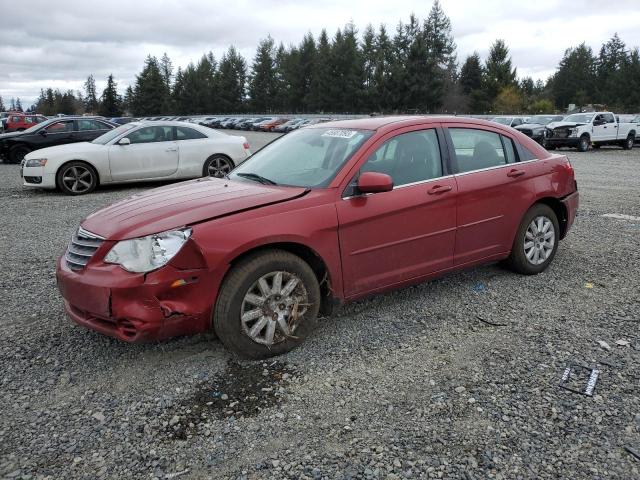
[104,228,192,273]
[25,158,47,167]
[569,128,579,137]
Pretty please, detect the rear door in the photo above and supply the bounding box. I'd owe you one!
[108,125,178,180]
[443,123,538,266]
[337,126,457,297]
[75,119,114,142]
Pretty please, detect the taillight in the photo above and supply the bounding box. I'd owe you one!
[243,142,250,150]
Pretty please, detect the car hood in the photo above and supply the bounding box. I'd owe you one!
[81,178,308,240]
[547,121,586,130]
[0,131,25,141]
[25,142,104,158]
[515,123,546,130]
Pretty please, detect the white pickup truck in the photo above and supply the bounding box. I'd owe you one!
[545,111,636,152]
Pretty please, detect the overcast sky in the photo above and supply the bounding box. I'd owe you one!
[2,0,640,107]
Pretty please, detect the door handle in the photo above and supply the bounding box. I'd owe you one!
[165,148,178,152]
[507,169,525,178]
[427,185,452,195]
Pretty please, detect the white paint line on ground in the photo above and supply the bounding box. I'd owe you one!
[601,213,640,221]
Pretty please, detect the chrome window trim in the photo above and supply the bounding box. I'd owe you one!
[453,158,537,177]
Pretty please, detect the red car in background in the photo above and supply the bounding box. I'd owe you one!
[56,116,578,358]
[4,113,48,132]
[258,117,289,132]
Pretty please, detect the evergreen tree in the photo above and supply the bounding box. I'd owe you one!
[423,0,457,111]
[404,14,431,112]
[249,36,277,112]
[9,98,15,110]
[131,55,169,115]
[308,29,333,112]
[159,52,175,113]
[84,74,99,113]
[0,96,4,111]
[459,53,483,94]
[217,46,247,113]
[389,20,410,111]
[361,23,378,112]
[373,24,394,111]
[99,74,122,117]
[597,33,628,109]
[333,22,364,113]
[123,86,134,114]
[484,39,517,106]
[551,43,597,109]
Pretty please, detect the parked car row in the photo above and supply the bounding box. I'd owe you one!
[492,113,638,151]
[198,116,333,132]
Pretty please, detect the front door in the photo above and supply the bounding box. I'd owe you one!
[108,125,178,180]
[337,127,457,297]
[75,118,114,142]
[41,120,76,147]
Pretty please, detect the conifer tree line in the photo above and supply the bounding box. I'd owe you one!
[18,1,640,116]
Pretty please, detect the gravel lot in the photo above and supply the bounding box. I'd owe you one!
[1,132,639,480]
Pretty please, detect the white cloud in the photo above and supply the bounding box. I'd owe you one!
[1,0,640,106]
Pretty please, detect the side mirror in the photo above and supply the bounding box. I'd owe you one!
[357,172,394,194]
[39,129,47,136]
[118,137,131,146]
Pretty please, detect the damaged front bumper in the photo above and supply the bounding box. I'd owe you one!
[56,253,219,342]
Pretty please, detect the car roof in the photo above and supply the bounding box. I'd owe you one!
[308,115,520,133]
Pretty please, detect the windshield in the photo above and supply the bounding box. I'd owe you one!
[18,118,59,134]
[92,123,137,144]
[529,115,561,125]
[564,113,594,123]
[229,127,374,188]
[492,117,513,125]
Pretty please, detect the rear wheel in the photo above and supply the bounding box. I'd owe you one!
[56,161,98,195]
[577,135,590,152]
[203,154,234,178]
[213,250,321,359]
[622,135,634,150]
[9,145,31,164]
[506,204,559,275]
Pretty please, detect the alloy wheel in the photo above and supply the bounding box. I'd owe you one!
[523,216,555,265]
[207,157,233,177]
[61,165,93,193]
[240,271,309,346]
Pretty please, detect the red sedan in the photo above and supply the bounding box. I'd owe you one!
[57,116,579,358]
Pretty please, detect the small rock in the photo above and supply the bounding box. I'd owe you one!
[615,339,630,347]
[455,386,466,393]
[169,415,180,426]
[597,340,611,351]
[92,412,105,422]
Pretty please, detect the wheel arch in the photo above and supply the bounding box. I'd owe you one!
[55,159,101,188]
[226,241,337,316]
[532,197,569,239]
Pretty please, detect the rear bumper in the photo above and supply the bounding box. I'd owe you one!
[560,190,579,238]
[56,253,218,342]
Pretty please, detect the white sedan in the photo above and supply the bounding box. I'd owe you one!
[21,121,251,195]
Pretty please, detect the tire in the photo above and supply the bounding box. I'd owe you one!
[505,204,560,275]
[622,135,634,150]
[577,135,590,152]
[56,161,98,195]
[203,154,234,178]
[213,249,321,359]
[9,145,31,164]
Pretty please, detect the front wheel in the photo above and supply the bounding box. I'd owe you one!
[578,135,590,152]
[622,135,634,150]
[203,155,234,178]
[56,161,98,195]
[213,250,321,359]
[506,204,559,275]
[9,145,31,164]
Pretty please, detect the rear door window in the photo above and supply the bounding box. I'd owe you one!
[449,128,514,173]
[175,126,207,140]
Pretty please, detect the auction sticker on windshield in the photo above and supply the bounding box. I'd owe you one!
[322,129,358,139]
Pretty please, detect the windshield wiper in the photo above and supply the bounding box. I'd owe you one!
[235,172,278,186]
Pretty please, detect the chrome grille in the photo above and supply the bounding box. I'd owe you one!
[65,227,104,271]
